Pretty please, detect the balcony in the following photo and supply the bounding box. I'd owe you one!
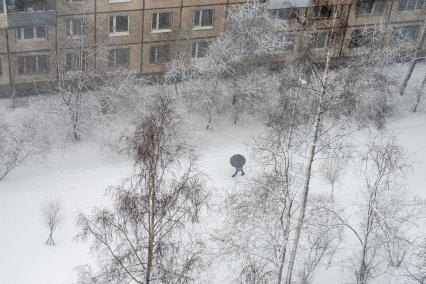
[6,0,55,27]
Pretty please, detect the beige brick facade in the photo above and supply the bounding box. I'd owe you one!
[0,0,424,94]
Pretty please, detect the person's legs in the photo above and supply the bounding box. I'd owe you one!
[241,167,245,176]
[232,168,238,177]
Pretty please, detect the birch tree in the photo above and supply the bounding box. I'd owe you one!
[76,93,206,283]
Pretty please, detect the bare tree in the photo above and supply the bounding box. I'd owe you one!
[404,239,426,284]
[319,149,348,199]
[319,136,426,284]
[185,1,288,126]
[215,95,343,284]
[283,13,422,283]
[76,92,206,283]
[412,72,426,112]
[41,198,63,246]
[399,17,426,96]
[0,111,49,181]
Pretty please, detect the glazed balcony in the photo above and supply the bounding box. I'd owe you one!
[6,0,55,27]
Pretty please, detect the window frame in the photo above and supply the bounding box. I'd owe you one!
[284,34,295,51]
[398,0,424,11]
[65,17,86,38]
[151,12,172,33]
[313,5,338,19]
[16,25,48,41]
[191,41,209,59]
[17,54,49,75]
[271,8,298,20]
[108,48,130,68]
[310,31,329,49]
[192,9,214,29]
[392,25,419,42]
[65,50,88,72]
[149,45,170,64]
[356,0,386,16]
[0,0,5,14]
[349,29,374,48]
[109,15,129,36]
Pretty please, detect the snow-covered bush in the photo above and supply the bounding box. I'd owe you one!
[0,109,49,181]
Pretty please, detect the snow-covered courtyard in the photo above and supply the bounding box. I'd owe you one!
[1,112,425,284]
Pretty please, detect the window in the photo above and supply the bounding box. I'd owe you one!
[65,18,85,37]
[284,34,295,51]
[17,55,48,74]
[273,34,295,53]
[356,0,385,16]
[398,0,424,10]
[310,32,328,49]
[191,41,209,59]
[65,0,83,4]
[108,48,129,67]
[313,5,338,19]
[192,9,214,28]
[16,26,47,41]
[0,0,4,14]
[271,8,297,20]
[349,29,374,47]
[392,25,419,41]
[149,45,170,64]
[109,15,129,35]
[65,51,87,71]
[152,12,172,32]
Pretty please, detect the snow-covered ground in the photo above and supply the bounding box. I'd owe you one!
[1,112,426,284]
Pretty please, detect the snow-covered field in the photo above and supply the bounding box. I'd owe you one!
[1,112,426,284]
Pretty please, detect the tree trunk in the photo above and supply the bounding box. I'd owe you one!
[145,171,156,284]
[46,231,55,246]
[284,42,332,284]
[206,112,212,129]
[277,204,292,284]
[10,87,16,110]
[284,95,324,284]
[413,72,426,112]
[400,19,426,96]
[174,82,179,97]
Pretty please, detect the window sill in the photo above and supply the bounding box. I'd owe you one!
[309,47,327,51]
[151,29,172,33]
[398,9,422,12]
[355,13,384,17]
[65,1,84,5]
[17,39,48,42]
[109,32,129,37]
[65,35,86,40]
[190,57,208,61]
[109,0,130,3]
[109,65,129,69]
[192,26,213,30]
[18,72,48,76]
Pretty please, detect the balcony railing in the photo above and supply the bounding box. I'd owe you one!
[6,0,55,27]
[6,0,54,14]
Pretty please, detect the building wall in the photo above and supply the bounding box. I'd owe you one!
[0,0,424,96]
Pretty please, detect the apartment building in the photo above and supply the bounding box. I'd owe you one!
[0,0,424,96]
